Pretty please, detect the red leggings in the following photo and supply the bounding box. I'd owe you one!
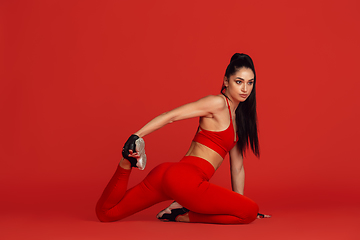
[96,156,259,224]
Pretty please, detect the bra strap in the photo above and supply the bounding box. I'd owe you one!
[225,97,232,119]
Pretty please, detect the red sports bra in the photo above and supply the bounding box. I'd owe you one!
[193,97,238,158]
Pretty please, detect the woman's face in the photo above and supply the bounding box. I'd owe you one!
[224,67,254,102]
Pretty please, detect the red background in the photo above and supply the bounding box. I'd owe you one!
[1,0,360,239]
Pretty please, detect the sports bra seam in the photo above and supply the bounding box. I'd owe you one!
[191,140,227,157]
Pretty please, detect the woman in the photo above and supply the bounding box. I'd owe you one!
[96,53,270,224]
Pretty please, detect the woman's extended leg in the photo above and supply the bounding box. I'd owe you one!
[96,158,172,222]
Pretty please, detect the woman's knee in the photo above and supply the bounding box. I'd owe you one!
[96,211,108,222]
[96,209,122,222]
[231,198,259,224]
[96,206,110,222]
[95,203,116,222]
[240,200,259,224]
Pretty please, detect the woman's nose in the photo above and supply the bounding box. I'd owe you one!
[241,84,247,92]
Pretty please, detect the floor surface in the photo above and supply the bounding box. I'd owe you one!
[2,184,359,240]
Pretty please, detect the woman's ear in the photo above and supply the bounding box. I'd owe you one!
[223,76,229,88]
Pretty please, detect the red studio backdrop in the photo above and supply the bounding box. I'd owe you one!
[1,0,360,239]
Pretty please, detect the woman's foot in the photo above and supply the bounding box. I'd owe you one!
[121,138,147,170]
[257,213,272,219]
[119,146,147,170]
[176,212,189,222]
[134,137,147,170]
[156,201,189,222]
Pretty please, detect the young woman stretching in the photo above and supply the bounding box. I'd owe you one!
[96,53,270,224]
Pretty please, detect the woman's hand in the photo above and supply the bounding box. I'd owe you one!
[257,213,271,219]
[128,149,140,159]
[119,149,141,170]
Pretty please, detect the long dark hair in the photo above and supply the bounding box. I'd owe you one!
[221,53,260,157]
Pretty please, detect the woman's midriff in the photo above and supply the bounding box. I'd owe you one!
[184,141,224,170]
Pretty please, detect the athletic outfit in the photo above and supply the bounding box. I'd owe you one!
[192,97,239,159]
[96,98,259,224]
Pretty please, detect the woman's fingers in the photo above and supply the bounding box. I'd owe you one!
[128,149,140,158]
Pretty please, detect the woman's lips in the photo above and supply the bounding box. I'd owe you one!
[240,94,248,98]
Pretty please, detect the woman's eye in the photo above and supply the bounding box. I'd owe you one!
[248,82,254,85]
[236,81,241,84]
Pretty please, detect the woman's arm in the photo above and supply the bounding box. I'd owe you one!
[134,95,225,138]
[230,144,272,219]
[229,144,245,195]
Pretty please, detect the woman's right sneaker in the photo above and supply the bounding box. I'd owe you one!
[156,201,189,221]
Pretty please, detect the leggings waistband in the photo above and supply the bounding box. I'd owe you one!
[180,156,215,180]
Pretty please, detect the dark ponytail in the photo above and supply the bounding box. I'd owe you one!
[221,53,260,157]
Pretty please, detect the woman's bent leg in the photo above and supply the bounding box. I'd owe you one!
[186,184,259,224]
[96,162,172,222]
[162,157,259,224]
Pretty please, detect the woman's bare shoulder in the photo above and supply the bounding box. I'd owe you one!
[199,95,227,111]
